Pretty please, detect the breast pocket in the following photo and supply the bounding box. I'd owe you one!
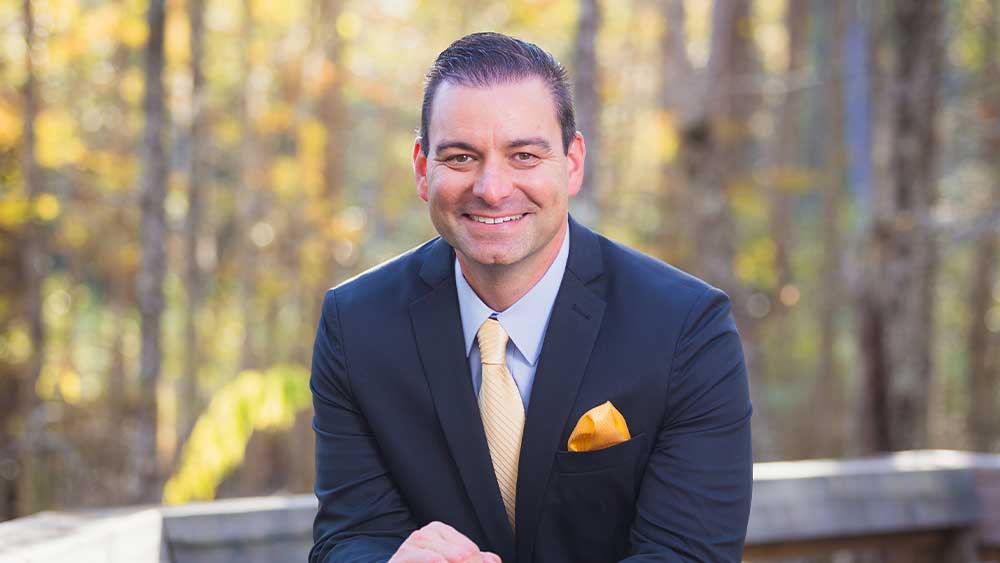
[553,432,646,474]
[540,433,647,563]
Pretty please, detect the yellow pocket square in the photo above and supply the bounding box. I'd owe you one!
[567,401,631,452]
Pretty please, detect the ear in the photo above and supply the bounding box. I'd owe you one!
[566,131,586,198]
[413,138,429,202]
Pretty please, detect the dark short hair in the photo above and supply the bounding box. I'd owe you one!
[419,32,576,156]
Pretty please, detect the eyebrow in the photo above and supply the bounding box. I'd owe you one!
[434,140,480,155]
[433,137,554,156]
[507,137,553,152]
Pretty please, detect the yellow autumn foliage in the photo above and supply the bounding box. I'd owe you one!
[85,150,139,191]
[0,197,30,230]
[336,12,362,40]
[81,4,121,44]
[117,12,149,48]
[298,119,326,196]
[252,0,303,29]
[34,193,61,222]
[120,67,145,106]
[36,109,86,168]
[163,364,311,504]
[0,100,22,150]
[255,103,295,135]
[655,111,680,163]
[735,237,778,289]
[270,157,300,199]
[165,9,191,65]
[752,0,788,73]
[39,0,81,30]
[36,365,83,405]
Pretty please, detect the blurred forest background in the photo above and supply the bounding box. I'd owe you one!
[0,0,998,522]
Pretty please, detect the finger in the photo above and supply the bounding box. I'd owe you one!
[421,522,480,561]
[423,521,465,543]
[406,526,445,551]
[432,538,480,562]
[398,527,449,558]
[458,552,496,563]
[405,523,478,562]
[390,545,449,563]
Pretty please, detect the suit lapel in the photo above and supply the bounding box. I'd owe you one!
[408,238,515,561]
[515,218,606,563]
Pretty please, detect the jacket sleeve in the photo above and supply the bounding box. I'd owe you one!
[621,287,753,562]
[309,289,418,563]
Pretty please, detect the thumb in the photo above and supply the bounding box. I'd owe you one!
[481,552,502,563]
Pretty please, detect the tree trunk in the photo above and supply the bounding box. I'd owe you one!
[883,0,943,451]
[968,206,999,451]
[105,276,130,504]
[813,0,849,457]
[180,0,207,445]
[861,0,944,452]
[690,0,755,303]
[0,39,16,520]
[660,0,754,300]
[709,0,766,457]
[658,0,753,293]
[769,0,806,304]
[15,0,45,518]
[660,0,773,458]
[968,0,1000,452]
[101,43,137,504]
[656,0,693,269]
[319,0,344,205]
[302,0,346,362]
[767,0,807,456]
[136,0,167,502]
[237,0,261,371]
[572,0,601,223]
[858,0,891,454]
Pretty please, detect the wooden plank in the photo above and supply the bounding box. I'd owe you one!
[0,508,164,563]
[749,451,980,544]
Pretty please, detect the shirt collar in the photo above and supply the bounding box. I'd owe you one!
[455,225,570,366]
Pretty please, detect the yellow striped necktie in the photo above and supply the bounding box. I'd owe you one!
[477,317,524,531]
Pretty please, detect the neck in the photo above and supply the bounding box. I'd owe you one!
[458,221,567,312]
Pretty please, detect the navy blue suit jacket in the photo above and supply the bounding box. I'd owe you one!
[309,218,752,563]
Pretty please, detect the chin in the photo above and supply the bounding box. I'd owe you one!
[462,246,526,268]
[474,252,520,267]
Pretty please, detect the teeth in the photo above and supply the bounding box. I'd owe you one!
[470,214,524,224]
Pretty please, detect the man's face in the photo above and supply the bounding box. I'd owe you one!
[414,78,585,275]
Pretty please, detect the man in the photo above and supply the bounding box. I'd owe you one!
[309,32,752,563]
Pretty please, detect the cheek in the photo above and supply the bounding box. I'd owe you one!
[429,170,471,201]
[426,185,460,217]
[516,170,565,203]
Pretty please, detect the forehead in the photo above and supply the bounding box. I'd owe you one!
[429,78,561,147]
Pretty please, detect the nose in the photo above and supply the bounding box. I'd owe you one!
[472,158,513,206]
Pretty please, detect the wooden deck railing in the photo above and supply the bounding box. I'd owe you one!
[1,450,997,562]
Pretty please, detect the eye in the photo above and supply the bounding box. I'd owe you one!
[514,152,538,162]
[445,154,474,164]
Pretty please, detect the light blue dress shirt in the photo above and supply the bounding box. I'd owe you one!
[455,226,570,409]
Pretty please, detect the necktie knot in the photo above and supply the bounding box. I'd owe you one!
[477,318,509,366]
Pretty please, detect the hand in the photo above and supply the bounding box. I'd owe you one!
[388,521,502,563]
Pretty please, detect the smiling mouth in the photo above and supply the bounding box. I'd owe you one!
[465,213,526,224]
